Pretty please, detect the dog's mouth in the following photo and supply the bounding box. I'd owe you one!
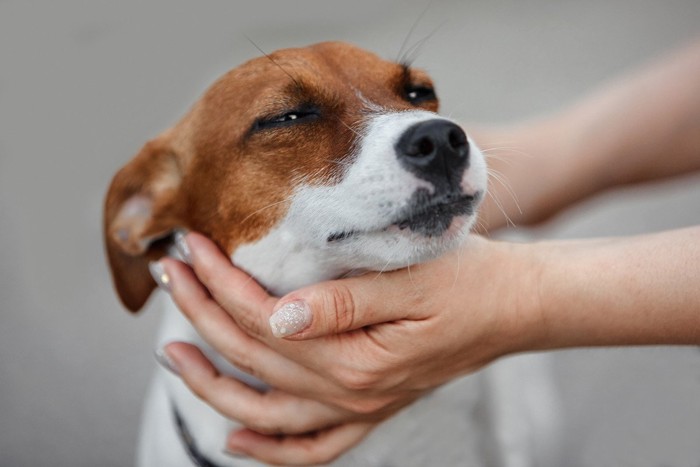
[327,189,482,243]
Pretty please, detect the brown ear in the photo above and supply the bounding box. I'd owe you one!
[104,137,185,312]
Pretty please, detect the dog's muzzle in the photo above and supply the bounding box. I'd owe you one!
[326,120,478,243]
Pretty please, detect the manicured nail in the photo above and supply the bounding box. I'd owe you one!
[154,347,180,376]
[148,261,172,292]
[269,300,312,338]
[173,230,192,265]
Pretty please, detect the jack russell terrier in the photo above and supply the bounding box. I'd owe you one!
[105,41,557,467]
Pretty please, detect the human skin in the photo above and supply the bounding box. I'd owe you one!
[160,226,700,464]
[155,40,700,464]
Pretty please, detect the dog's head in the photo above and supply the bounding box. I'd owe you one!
[104,41,487,311]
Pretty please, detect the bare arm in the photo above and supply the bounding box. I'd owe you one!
[529,226,700,350]
[478,39,700,231]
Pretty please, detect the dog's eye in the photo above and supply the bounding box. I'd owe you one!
[254,108,320,131]
[405,86,437,105]
[272,112,304,123]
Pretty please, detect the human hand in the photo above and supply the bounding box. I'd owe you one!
[156,232,543,462]
[159,256,386,464]
[158,234,419,464]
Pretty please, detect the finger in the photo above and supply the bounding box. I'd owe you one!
[171,236,322,364]
[159,257,268,379]
[269,268,422,340]
[181,232,278,339]
[226,423,376,466]
[159,259,349,403]
[163,343,356,434]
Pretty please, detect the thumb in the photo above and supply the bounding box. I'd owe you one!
[268,272,411,340]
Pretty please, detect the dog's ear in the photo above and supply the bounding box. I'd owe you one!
[104,137,185,312]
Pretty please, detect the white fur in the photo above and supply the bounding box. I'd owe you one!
[233,111,487,293]
[140,109,557,466]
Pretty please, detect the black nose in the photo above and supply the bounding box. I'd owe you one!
[395,119,470,191]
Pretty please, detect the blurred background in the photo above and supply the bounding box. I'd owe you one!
[1,1,699,466]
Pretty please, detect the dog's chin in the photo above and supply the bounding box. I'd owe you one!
[321,188,484,272]
[382,213,473,244]
[327,190,481,243]
[325,213,474,272]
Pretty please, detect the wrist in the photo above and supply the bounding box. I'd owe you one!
[483,240,550,357]
[495,238,607,354]
[521,238,603,351]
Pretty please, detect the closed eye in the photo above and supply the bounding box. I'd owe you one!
[253,107,320,132]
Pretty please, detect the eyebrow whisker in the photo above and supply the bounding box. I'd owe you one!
[245,35,304,91]
[396,0,435,64]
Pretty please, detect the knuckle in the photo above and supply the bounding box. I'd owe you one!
[335,367,378,392]
[219,398,252,425]
[323,283,357,333]
[220,345,256,377]
[345,397,388,415]
[184,373,219,405]
[195,260,217,287]
[233,309,265,338]
[247,419,282,435]
[187,379,209,401]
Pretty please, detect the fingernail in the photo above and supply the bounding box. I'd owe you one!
[154,347,180,376]
[269,300,311,338]
[148,261,172,292]
[174,230,192,265]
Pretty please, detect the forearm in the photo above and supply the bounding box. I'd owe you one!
[568,39,700,188]
[524,226,700,350]
[477,39,700,231]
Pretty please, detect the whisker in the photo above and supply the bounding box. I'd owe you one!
[322,158,354,168]
[482,153,517,166]
[481,146,534,159]
[488,167,522,216]
[487,188,516,229]
[400,19,447,66]
[238,196,294,226]
[338,268,361,280]
[479,139,522,148]
[334,115,364,139]
[245,35,303,90]
[396,0,435,64]
[474,218,488,236]
[371,256,396,282]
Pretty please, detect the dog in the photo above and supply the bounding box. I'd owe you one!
[105,41,557,466]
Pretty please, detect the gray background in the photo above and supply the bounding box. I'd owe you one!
[1,1,699,466]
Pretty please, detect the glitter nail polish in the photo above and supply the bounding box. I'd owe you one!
[269,300,312,338]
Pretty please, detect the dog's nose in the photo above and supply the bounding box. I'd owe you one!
[395,119,470,190]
